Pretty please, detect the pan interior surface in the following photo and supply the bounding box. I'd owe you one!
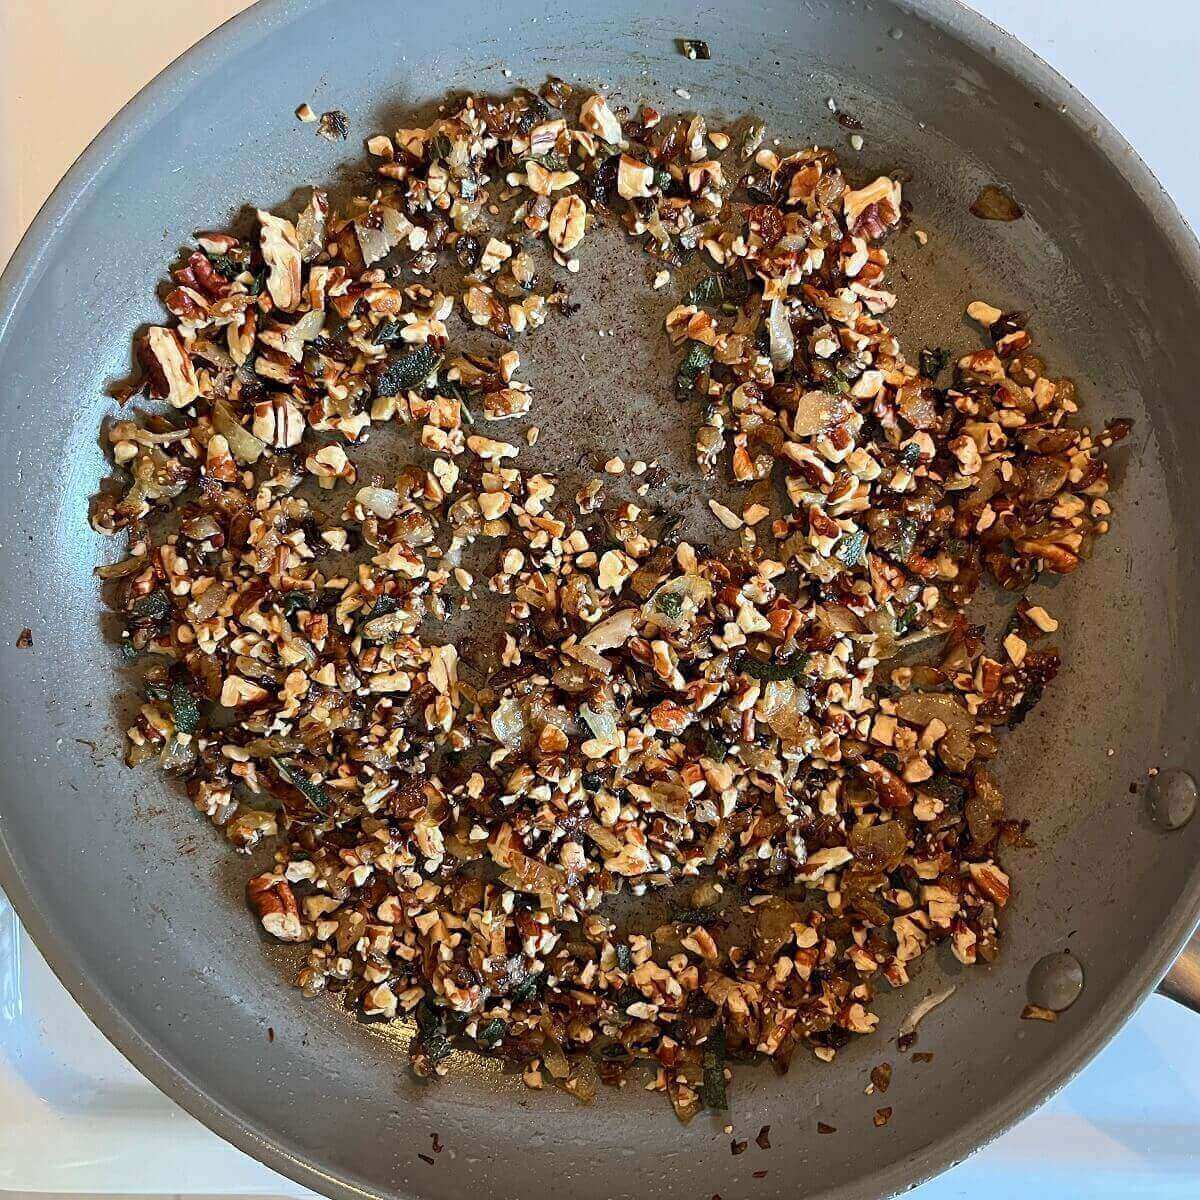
[1,2,1199,1198]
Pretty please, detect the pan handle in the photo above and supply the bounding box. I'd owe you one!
[1158,929,1200,1012]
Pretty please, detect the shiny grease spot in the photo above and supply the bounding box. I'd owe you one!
[1027,951,1084,1012]
[1147,768,1198,830]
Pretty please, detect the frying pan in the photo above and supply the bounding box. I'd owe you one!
[1,1,1199,1196]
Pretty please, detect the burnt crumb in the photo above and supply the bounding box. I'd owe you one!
[874,1107,893,1127]
[835,111,864,131]
[869,1062,892,1093]
[317,109,350,141]
[1021,1003,1058,1022]
[431,1132,444,1154]
[730,1138,748,1156]
[15,628,33,649]
[678,38,712,60]
[970,184,1024,221]
[752,1170,768,1180]
[267,1026,275,1042]
[817,1122,837,1135]
[911,1052,934,1064]
[755,1124,771,1150]
[417,1153,435,1166]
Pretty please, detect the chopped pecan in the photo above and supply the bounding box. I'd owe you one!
[247,873,305,941]
[968,862,1012,907]
[579,93,622,143]
[138,327,200,409]
[257,209,303,312]
[1014,537,1080,573]
[548,194,586,253]
[252,395,306,448]
[861,760,914,808]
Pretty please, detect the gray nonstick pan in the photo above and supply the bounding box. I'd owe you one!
[1,1,1199,1198]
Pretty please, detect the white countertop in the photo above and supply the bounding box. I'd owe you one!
[1,2,1198,1197]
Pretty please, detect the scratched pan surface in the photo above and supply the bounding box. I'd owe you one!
[1,1,1200,1197]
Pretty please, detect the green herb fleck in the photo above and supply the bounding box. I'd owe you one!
[676,340,714,397]
[273,758,331,813]
[525,153,571,173]
[919,346,950,380]
[685,275,724,306]
[920,775,967,806]
[743,655,810,681]
[701,1024,728,1110]
[168,681,200,735]
[836,529,868,567]
[375,345,441,397]
[119,641,140,663]
[422,1032,452,1065]
[704,732,729,762]
[203,251,243,280]
[373,319,404,345]
[131,591,171,622]
[614,985,642,1012]
[476,1018,506,1048]
[509,976,539,1004]
[824,370,851,395]
[279,590,310,618]
[368,595,400,619]
[894,601,920,637]
[686,272,748,309]
[416,999,442,1037]
[889,515,919,559]
[655,591,684,618]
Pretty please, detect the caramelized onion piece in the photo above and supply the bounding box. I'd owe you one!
[753,896,799,960]
[896,691,976,772]
[792,390,850,437]
[849,820,907,872]
[966,769,1006,845]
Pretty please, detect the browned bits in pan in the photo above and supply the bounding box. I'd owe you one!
[1021,1003,1059,1022]
[92,77,1125,1118]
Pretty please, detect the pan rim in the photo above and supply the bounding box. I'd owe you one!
[1,1,1198,1197]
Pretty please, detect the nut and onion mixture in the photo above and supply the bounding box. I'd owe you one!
[92,80,1128,1117]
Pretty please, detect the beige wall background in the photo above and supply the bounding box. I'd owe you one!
[0,0,254,267]
[3,0,1198,268]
